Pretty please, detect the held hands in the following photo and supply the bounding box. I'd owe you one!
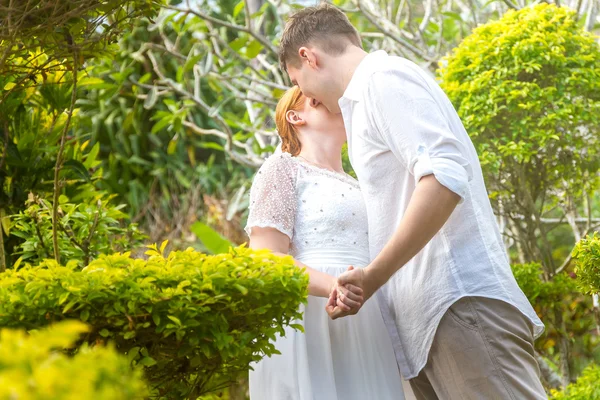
[326,266,377,320]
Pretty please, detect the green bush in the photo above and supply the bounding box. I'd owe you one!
[0,244,308,398]
[572,233,600,295]
[511,262,597,369]
[439,3,600,272]
[512,263,578,307]
[439,3,600,193]
[11,191,146,267]
[551,363,600,399]
[0,320,147,399]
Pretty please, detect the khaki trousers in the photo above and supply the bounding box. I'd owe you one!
[409,297,547,400]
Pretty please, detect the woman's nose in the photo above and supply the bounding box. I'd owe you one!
[310,98,320,108]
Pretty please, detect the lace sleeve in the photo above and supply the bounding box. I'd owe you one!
[245,154,297,240]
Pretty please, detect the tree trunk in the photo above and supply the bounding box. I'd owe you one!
[554,308,574,386]
[0,215,5,272]
[535,351,562,390]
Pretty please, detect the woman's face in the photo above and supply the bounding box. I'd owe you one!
[297,96,346,141]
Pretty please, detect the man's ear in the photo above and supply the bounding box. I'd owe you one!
[298,46,319,70]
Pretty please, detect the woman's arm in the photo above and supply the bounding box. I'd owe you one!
[249,226,339,298]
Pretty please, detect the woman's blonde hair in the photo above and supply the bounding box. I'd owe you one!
[275,86,304,156]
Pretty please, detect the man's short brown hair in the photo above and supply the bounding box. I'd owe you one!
[279,3,361,72]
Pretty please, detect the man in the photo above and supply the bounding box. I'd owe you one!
[278,4,546,399]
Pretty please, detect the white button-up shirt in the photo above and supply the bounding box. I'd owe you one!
[339,51,544,379]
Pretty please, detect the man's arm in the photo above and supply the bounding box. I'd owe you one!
[328,175,459,319]
[327,68,470,319]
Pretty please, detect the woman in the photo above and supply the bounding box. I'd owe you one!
[245,86,408,400]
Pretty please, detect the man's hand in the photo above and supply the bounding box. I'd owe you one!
[326,266,365,319]
[326,266,376,320]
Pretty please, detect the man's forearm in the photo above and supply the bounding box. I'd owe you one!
[366,175,461,288]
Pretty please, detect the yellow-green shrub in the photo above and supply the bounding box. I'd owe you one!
[438,4,600,276]
[551,363,600,399]
[572,233,600,295]
[439,4,600,190]
[0,244,308,398]
[0,320,147,399]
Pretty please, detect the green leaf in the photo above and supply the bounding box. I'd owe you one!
[151,116,172,134]
[190,222,232,254]
[167,315,182,326]
[83,142,101,169]
[234,284,248,295]
[62,160,91,182]
[184,53,205,73]
[127,346,141,364]
[139,356,157,366]
[245,40,263,58]
[78,77,106,88]
[58,292,70,305]
[196,142,224,151]
[229,36,247,52]
[233,1,245,18]
[63,299,77,313]
[144,87,158,110]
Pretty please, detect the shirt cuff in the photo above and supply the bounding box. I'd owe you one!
[412,146,472,203]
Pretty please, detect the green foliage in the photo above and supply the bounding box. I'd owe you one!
[0,0,163,93]
[512,263,578,307]
[439,3,600,269]
[0,63,75,213]
[0,63,101,268]
[10,192,145,267]
[0,52,148,269]
[551,363,600,399]
[341,143,356,179]
[0,320,147,399]
[0,0,163,269]
[511,262,597,370]
[440,4,600,188]
[0,245,309,398]
[75,22,254,218]
[572,232,600,295]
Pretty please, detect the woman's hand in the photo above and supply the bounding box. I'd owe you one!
[326,266,365,317]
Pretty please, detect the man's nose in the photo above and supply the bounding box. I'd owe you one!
[310,98,320,108]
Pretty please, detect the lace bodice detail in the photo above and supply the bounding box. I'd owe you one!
[245,153,369,258]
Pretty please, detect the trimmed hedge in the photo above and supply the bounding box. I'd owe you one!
[0,320,147,399]
[0,244,308,398]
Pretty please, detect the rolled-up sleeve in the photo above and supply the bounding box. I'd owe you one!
[367,70,473,202]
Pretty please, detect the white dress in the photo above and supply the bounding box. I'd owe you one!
[245,153,407,400]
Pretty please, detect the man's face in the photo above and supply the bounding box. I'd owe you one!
[287,59,341,114]
[287,63,319,101]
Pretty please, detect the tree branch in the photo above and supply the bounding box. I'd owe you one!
[52,46,78,263]
[163,4,278,56]
[356,0,436,62]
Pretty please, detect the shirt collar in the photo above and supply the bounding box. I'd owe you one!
[340,50,389,103]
